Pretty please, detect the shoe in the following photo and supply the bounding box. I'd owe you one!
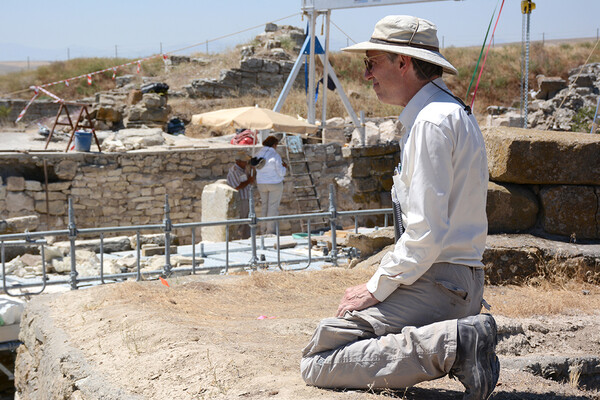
[450,313,500,400]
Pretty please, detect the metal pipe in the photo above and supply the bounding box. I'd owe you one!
[67,197,78,290]
[136,231,141,281]
[308,10,317,124]
[225,225,229,273]
[163,194,172,277]
[276,222,281,270]
[328,184,338,266]
[192,228,197,274]
[248,186,258,269]
[0,197,396,295]
[321,10,331,143]
[360,110,366,147]
[100,233,105,284]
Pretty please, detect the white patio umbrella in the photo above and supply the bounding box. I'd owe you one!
[190,106,318,134]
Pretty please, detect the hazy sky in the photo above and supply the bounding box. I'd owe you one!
[2,0,599,61]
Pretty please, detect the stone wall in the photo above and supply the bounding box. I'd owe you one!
[484,126,600,240]
[2,126,599,244]
[0,143,397,244]
[0,99,80,124]
[184,57,304,99]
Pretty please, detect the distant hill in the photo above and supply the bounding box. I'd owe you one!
[0,61,51,75]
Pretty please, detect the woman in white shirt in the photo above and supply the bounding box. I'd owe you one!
[255,135,287,234]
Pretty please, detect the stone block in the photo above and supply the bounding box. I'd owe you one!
[257,72,283,89]
[371,157,396,174]
[322,127,345,144]
[348,159,372,178]
[96,106,122,122]
[486,182,538,233]
[7,176,25,191]
[240,58,263,72]
[540,185,599,239]
[127,89,143,105]
[569,73,595,88]
[483,127,600,184]
[262,60,280,74]
[24,180,43,191]
[53,236,132,254]
[6,192,34,212]
[70,188,92,197]
[54,160,79,180]
[344,227,395,258]
[47,181,71,191]
[200,180,239,241]
[354,177,378,193]
[141,246,178,257]
[219,69,242,85]
[535,76,566,100]
[483,234,600,285]
[32,191,67,201]
[0,215,39,233]
[35,200,66,215]
[342,143,399,158]
[265,22,278,32]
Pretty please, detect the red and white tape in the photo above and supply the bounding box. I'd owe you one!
[15,91,40,123]
[37,86,64,103]
[17,52,168,121]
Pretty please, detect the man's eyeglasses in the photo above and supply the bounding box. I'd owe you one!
[363,53,388,73]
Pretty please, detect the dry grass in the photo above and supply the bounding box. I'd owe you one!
[107,266,600,323]
[4,39,600,119]
[486,282,600,317]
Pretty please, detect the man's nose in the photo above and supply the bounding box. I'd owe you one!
[364,68,374,81]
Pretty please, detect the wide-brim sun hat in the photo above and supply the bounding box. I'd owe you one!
[235,150,251,161]
[342,15,458,75]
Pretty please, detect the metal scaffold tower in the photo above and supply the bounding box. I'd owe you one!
[276,0,462,141]
[520,0,536,129]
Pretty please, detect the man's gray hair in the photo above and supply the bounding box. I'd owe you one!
[385,52,443,81]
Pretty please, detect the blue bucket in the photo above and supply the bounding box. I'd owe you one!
[74,131,92,152]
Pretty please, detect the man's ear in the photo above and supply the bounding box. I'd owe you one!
[398,55,411,71]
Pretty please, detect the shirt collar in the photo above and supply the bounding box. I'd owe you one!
[398,77,448,134]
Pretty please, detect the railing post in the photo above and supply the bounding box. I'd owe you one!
[163,194,172,277]
[99,233,105,284]
[192,228,197,275]
[328,184,338,266]
[225,225,230,273]
[67,197,78,290]
[248,186,258,269]
[136,231,142,281]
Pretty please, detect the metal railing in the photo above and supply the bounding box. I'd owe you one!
[1,184,392,297]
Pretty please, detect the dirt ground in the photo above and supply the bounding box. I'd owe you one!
[32,266,600,400]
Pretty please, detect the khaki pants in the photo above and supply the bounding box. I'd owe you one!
[257,182,284,234]
[238,198,250,239]
[301,262,484,389]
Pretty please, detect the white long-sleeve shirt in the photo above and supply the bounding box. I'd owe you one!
[367,78,489,302]
[255,146,287,184]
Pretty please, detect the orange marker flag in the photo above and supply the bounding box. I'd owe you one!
[159,277,170,287]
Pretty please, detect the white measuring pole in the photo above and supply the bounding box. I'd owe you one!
[308,11,317,124]
[321,10,331,142]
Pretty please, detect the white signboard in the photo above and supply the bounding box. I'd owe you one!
[302,0,459,11]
